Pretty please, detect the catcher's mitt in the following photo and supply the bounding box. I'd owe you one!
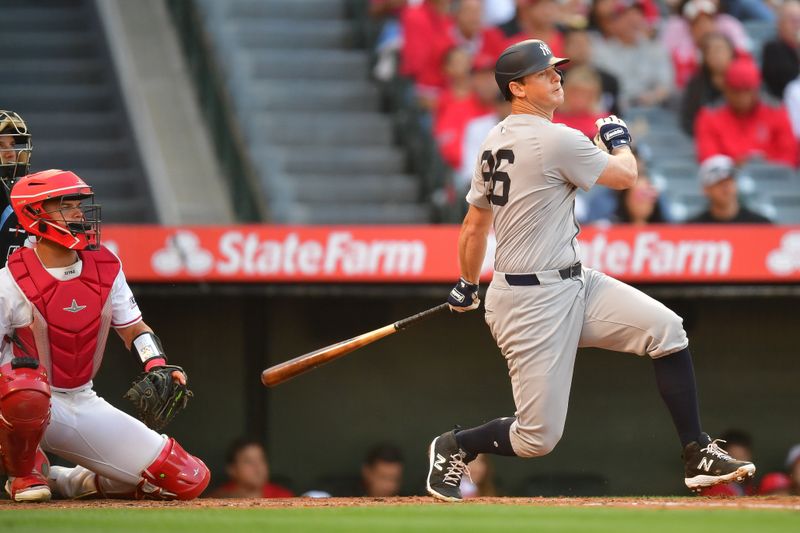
[124,365,192,431]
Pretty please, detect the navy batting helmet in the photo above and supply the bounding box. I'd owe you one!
[495,40,570,101]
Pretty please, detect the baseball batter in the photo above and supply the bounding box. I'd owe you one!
[0,169,210,501]
[425,40,755,502]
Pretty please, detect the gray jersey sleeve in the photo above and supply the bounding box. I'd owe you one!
[546,125,609,192]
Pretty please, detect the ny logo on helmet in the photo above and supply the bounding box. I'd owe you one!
[539,42,551,56]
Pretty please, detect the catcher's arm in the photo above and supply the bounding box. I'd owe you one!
[116,321,186,385]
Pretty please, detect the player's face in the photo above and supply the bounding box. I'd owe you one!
[42,198,85,227]
[514,66,564,109]
[0,135,17,164]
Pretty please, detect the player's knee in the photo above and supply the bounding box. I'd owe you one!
[646,310,688,358]
[0,364,51,431]
[143,438,210,500]
[512,427,563,458]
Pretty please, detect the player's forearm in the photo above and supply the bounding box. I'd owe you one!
[458,220,491,284]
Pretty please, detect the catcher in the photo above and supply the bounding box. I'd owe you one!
[0,169,209,501]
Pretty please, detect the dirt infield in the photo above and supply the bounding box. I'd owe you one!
[1,496,799,511]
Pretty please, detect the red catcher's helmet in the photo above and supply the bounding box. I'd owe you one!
[10,169,101,250]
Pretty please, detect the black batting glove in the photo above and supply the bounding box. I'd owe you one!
[448,278,480,312]
[594,115,632,153]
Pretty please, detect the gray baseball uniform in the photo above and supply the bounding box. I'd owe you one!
[467,114,688,457]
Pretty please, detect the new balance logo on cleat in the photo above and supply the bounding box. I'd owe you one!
[426,431,472,502]
[683,434,756,491]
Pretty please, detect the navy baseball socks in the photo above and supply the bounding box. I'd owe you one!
[652,347,755,490]
[426,418,516,501]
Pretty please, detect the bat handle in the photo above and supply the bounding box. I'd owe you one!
[394,303,450,331]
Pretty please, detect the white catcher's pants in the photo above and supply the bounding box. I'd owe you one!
[42,384,167,497]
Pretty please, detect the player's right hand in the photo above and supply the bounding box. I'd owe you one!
[447,278,480,312]
[594,115,632,153]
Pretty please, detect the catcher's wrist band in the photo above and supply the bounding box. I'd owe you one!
[132,332,167,370]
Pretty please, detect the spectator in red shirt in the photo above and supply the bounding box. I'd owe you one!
[209,438,293,499]
[400,0,455,108]
[434,48,495,169]
[452,0,507,60]
[554,65,606,138]
[695,58,798,167]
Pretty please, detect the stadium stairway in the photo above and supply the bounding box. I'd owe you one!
[196,0,430,223]
[2,0,155,222]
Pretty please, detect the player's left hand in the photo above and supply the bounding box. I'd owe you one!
[125,365,193,431]
[594,115,632,153]
[448,278,480,312]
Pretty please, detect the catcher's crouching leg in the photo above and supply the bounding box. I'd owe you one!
[140,437,210,500]
[0,361,52,501]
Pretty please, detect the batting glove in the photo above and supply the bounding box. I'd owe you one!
[593,115,632,153]
[448,278,480,312]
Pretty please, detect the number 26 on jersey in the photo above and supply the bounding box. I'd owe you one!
[480,149,514,206]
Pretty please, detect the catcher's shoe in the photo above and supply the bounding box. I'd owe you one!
[683,433,756,492]
[5,473,51,502]
[426,430,471,502]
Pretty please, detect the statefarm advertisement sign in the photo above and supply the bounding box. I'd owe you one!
[101,225,800,283]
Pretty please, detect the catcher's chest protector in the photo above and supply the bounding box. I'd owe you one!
[7,246,120,388]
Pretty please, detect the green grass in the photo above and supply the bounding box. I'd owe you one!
[1,505,798,533]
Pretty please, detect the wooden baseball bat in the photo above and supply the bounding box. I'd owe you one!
[261,303,450,387]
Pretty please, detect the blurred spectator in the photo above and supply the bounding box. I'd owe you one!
[661,0,750,89]
[483,0,517,26]
[371,0,413,81]
[562,28,621,115]
[434,49,495,169]
[787,443,800,495]
[457,94,511,190]
[361,443,405,497]
[698,429,754,496]
[452,0,507,59]
[591,0,674,110]
[498,0,565,55]
[721,0,776,22]
[782,75,800,138]
[460,454,498,497]
[689,154,773,223]
[589,0,662,31]
[757,472,792,495]
[210,438,293,499]
[400,0,455,108]
[553,66,605,138]
[612,174,668,224]
[695,58,797,166]
[681,32,737,135]
[761,0,800,99]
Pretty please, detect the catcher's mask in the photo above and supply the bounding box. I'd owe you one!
[0,110,32,196]
[10,169,101,250]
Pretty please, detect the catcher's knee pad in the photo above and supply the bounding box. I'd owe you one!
[142,438,210,500]
[0,362,51,477]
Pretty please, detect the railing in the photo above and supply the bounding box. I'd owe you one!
[165,0,267,222]
[347,0,460,223]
